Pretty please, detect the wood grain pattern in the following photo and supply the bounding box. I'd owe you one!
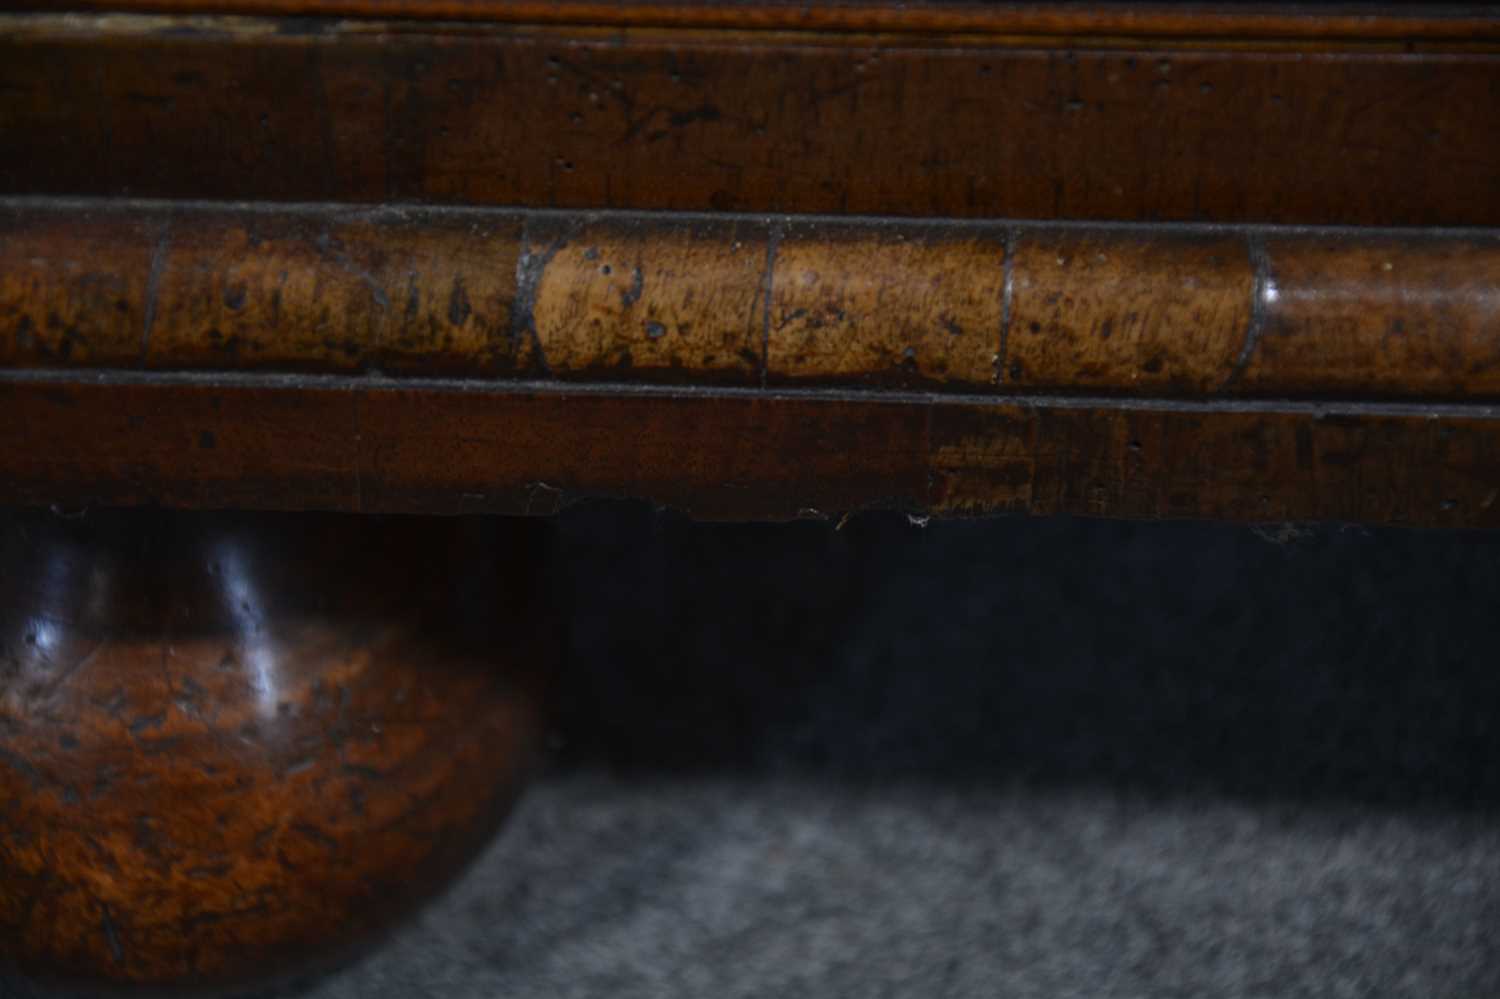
[0,211,156,368]
[927,403,1500,525]
[6,201,1500,403]
[530,216,767,385]
[1005,229,1253,394]
[1243,233,1500,398]
[150,212,527,376]
[767,221,1006,390]
[0,207,528,376]
[3,14,1498,225]
[0,510,550,988]
[4,8,1498,529]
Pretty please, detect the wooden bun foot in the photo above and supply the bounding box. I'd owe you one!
[0,509,551,991]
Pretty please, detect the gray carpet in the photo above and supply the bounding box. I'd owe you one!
[9,509,1500,997]
[280,777,1499,999]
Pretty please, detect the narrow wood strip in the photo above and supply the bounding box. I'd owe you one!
[12,3,1498,43]
[5,372,1499,527]
[4,16,1497,225]
[6,200,1500,402]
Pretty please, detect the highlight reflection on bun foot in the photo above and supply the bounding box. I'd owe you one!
[0,509,553,991]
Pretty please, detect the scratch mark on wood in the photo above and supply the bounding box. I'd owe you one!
[623,102,722,143]
[100,902,124,963]
[0,745,45,790]
[290,821,338,853]
[315,232,391,310]
[760,221,783,389]
[620,265,644,307]
[447,276,471,326]
[510,216,581,378]
[140,220,171,365]
[33,640,102,704]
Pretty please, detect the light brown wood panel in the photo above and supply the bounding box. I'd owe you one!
[767,222,1007,391]
[1004,229,1253,394]
[530,216,768,385]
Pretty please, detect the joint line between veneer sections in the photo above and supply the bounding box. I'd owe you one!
[10,8,1500,49]
[5,367,1500,420]
[139,219,171,367]
[760,220,783,390]
[509,214,537,359]
[996,226,1018,387]
[11,196,1500,243]
[1221,232,1270,392]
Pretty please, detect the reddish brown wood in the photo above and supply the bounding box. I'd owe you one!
[0,509,551,988]
[8,2,1500,42]
[6,199,1500,526]
[1242,233,1500,398]
[3,13,1498,225]
[3,8,1499,529]
[3,373,1499,527]
[3,3,1497,992]
[927,402,1500,525]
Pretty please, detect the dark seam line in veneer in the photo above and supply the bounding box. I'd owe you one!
[1220,232,1268,392]
[139,218,171,366]
[6,197,1500,244]
[510,215,587,378]
[509,214,540,368]
[8,9,1500,48]
[4,367,1498,421]
[759,220,782,390]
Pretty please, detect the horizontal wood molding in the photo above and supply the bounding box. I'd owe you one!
[4,14,1498,224]
[5,200,1499,401]
[6,7,1498,526]
[4,199,1500,527]
[4,371,1500,527]
[8,3,1498,42]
